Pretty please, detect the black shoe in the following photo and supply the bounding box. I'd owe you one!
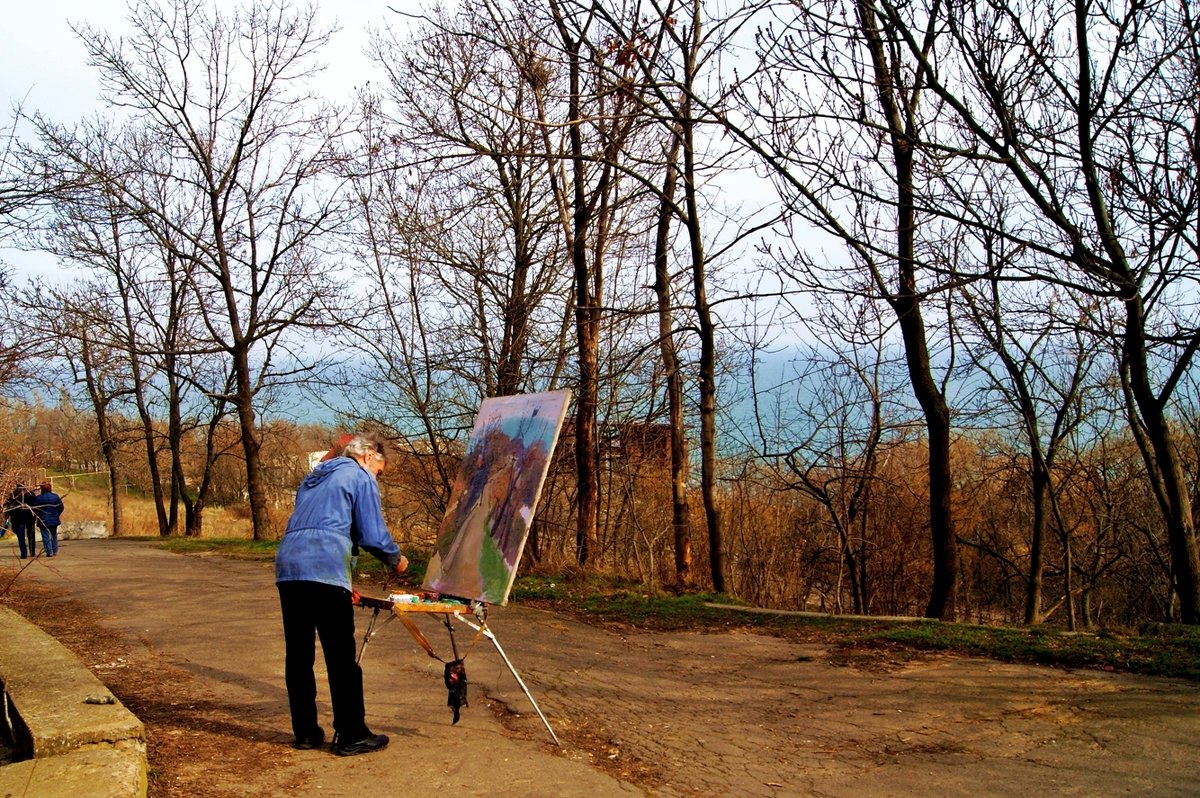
[335,733,389,757]
[292,727,325,750]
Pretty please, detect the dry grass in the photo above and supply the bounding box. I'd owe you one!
[61,485,255,539]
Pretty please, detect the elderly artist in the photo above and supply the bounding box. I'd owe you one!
[275,433,408,756]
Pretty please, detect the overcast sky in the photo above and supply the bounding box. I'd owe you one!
[3,1,102,124]
[1,0,416,276]
[2,1,414,119]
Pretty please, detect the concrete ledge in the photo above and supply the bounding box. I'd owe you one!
[0,747,147,797]
[0,608,146,797]
[60,521,108,540]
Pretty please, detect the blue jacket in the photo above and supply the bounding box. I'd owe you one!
[274,457,402,591]
[31,491,63,528]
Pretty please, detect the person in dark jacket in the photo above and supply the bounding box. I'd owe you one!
[32,481,64,557]
[5,485,37,559]
[275,433,408,756]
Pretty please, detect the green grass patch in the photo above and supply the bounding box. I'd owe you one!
[52,471,112,492]
[863,621,1200,679]
[576,591,739,629]
[510,574,571,601]
[155,537,279,560]
[151,535,432,588]
[511,574,1200,680]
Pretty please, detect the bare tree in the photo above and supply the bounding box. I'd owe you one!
[39,157,179,532]
[952,222,1107,623]
[708,0,967,617]
[38,0,355,538]
[332,6,578,526]
[783,350,895,613]
[0,102,47,241]
[644,0,727,592]
[27,104,265,539]
[521,0,655,566]
[558,0,780,590]
[880,0,1200,620]
[366,5,572,401]
[0,105,51,389]
[31,281,137,536]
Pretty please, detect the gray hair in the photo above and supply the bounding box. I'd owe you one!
[342,434,387,463]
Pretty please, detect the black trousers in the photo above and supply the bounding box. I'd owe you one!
[13,521,35,558]
[278,581,370,742]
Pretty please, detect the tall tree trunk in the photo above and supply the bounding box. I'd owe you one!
[858,0,956,619]
[496,248,532,397]
[1064,535,1076,631]
[691,212,723,592]
[232,344,270,539]
[1072,0,1200,622]
[136,404,169,535]
[79,333,125,537]
[679,3,724,593]
[652,126,692,587]
[168,377,197,538]
[212,207,270,538]
[104,459,124,537]
[550,0,599,565]
[1025,466,1050,624]
[166,367,185,537]
[130,374,168,535]
[108,217,170,536]
[905,336,956,621]
[185,410,227,537]
[1122,300,1200,622]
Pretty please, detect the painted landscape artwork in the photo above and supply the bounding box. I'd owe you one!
[422,390,572,605]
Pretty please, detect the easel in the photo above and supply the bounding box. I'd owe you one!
[355,592,561,745]
[352,389,571,747]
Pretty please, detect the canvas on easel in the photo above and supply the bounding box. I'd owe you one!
[422,389,571,605]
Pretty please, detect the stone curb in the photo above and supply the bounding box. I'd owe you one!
[0,748,146,797]
[0,608,146,797]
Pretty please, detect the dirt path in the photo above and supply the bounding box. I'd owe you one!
[5,538,1200,797]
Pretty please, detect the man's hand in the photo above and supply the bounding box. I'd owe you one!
[393,555,409,574]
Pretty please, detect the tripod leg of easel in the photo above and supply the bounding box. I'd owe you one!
[453,614,560,746]
[357,611,396,664]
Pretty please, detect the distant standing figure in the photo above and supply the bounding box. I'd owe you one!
[5,485,37,559]
[32,481,64,558]
[1,490,12,542]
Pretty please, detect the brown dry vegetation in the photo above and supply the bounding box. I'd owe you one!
[0,396,1193,630]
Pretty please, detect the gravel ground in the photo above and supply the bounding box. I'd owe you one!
[4,537,1200,797]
